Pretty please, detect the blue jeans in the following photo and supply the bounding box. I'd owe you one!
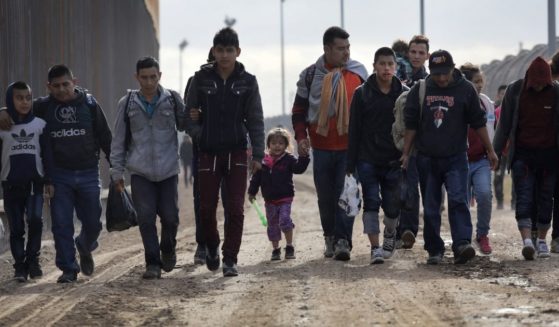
[51,167,102,273]
[512,159,556,230]
[313,149,354,246]
[2,182,43,266]
[131,174,179,266]
[467,158,492,237]
[357,161,400,234]
[416,152,472,256]
[397,155,420,237]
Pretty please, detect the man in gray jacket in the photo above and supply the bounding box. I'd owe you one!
[111,57,186,279]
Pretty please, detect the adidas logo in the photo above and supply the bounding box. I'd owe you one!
[50,128,86,138]
[11,129,34,143]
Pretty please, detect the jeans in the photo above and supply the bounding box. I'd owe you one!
[356,161,401,234]
[51,167,102,273]
[312,149,354,247]
[131,174,179,267]
[2,182,43,266]
[265,201,294,242]
[416,152,472,256]
[511,159,556,230]
[467,158,493,237]
[198,150,247,263]
[397,155,420,237]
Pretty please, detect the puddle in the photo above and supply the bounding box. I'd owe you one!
[482,275,541,291]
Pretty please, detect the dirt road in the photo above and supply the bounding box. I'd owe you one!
[1,172,559,326]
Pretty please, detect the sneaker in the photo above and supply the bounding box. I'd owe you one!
[142,265,161,279]
[271,248,281,261]
[382,233,396,259]
[551,237,559,253]
[426,253,443,265]
[370,247,384,264]
[401,230,416,249]
[454,244,476,264]
[521,243,535,261]
[161,251,176,272]
[394,239,403,249]
[78,252,94,276]
[194,244,206,265]
[57,271,78,283]
[205,246,220,271]
[14,264,27,283]
[26,259,43,279]
[333,239,351,261]
[222,258,238,277]
[476,235,493,255]
[285,245,296,259]
[76,240,94,276]
[537,241,551,258]
[324,236,335,258]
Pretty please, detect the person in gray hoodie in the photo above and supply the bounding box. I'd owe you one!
[110,57,186,279]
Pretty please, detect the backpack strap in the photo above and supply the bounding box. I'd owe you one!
[123,91,133,151]
[167,89,182,129]
[418,79,426,121]
[304,64,317,97]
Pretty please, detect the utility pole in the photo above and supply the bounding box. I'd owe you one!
[549,0,556,57]
[340,0,345,28]
[420,0,425,35]
[178,39,188,93]
[280,0,286,115]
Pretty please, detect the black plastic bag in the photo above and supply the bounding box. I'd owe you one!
[106,181,138,232]
[398,170,415,212]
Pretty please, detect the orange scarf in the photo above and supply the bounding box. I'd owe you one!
[315,68,349,137]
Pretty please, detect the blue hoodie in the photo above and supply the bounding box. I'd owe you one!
[0,83,53,185]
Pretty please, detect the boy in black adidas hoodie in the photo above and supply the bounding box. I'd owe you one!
[1,82,53,282]
[402,50,498,265]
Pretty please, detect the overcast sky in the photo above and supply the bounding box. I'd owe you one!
[159,0,555,117]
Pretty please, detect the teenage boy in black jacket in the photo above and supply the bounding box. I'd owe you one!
[346,47,407,264]
[401,50,498,265]
[185,27,265,277]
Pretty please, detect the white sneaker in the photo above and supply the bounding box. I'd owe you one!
[371,247,384,264]
[537,241,551,258]
[382,233,395,259]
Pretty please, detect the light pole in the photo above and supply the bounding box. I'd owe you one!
[225,16,237,27]
[280,0,286,115]
[549,0,556,57]
[178,39,188,93]
[340,0,345,28]
[420,0,425,35]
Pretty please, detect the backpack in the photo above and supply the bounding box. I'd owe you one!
[391,79,426,152]
[123,90,182,151]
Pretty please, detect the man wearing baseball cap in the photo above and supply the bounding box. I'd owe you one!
[400,50,498,265]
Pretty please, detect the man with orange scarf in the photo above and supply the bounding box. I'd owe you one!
[291,26,367,261]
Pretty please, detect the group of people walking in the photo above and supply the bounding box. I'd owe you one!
[2,25,559,283]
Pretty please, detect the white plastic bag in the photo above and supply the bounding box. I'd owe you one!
[338,175,361,217]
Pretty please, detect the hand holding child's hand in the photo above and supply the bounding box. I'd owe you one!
[248,194,256,203]
[189,108,201,122]
[298,139,310,156]
[249,160,262,175]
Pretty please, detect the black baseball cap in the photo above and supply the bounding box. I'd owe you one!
[429,50,455,75]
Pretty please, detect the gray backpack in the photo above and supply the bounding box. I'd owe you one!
[391,80,426,151]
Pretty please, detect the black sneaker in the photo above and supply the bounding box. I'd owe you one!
[142,265,161,279]
[426,253,443,265]
[57,271,78,283]
[205,246,220,271]
[161,252,176,272]
[333,239,351,261]
[454,244,476,264]
[194,244,206,265]
[76,240,94,276]
[285,245,296,259]
[78,252,94,276]
[222,258,238,277]
[271,248,281,261]
[14,264,27,283]
[26,259,43,279]
[401,230,416,249]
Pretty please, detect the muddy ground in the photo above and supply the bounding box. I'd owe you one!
[0,172,559,326]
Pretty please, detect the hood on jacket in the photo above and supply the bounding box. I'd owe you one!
[525,57,552,90]
[203,61,247,79]
[5,82,34,125]
[49,86,87,106]
[364,74,405,97]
